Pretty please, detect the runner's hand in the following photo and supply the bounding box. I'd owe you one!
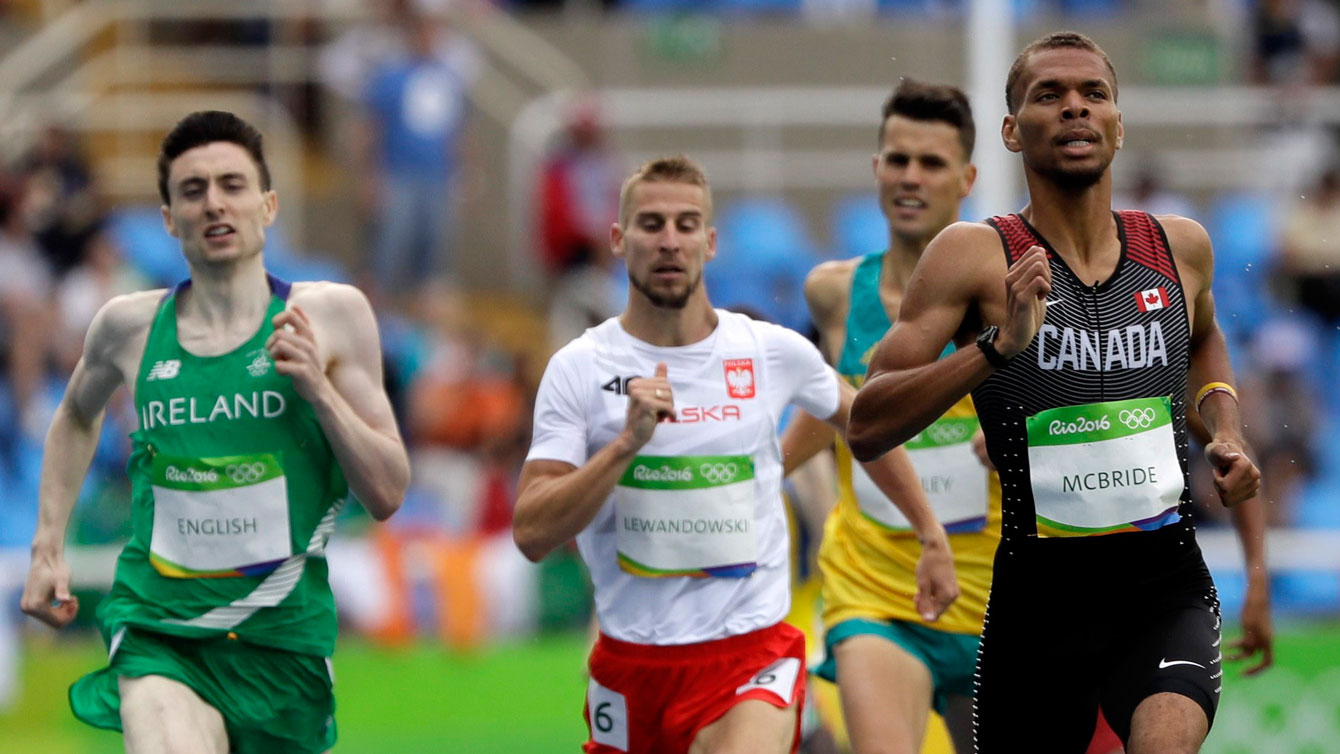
[1204,440,1260,506]
[625,362,675,448]
[268,306,326,403]
[913,533,959,621]
[20,553,79,629]
[971,429,995,471]
[1227,575,1273,676]
[997,245,1050,358]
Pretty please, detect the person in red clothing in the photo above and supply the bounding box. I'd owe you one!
[536,99,625,350]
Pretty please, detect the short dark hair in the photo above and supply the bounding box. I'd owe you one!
[1006,31,1118,114]
[879,79,976,160]
[157,111,271,204]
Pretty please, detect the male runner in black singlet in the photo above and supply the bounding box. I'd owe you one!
[847,31,1261,753]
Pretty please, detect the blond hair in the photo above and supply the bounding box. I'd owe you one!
[618,155,712,227]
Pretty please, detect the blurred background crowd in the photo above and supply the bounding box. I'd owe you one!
[0,0,1339,752]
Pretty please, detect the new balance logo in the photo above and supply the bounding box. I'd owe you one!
[146,360,181,381]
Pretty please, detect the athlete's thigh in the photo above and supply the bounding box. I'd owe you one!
[833,634,934,754]
[973,587,1100,753]
[941,693,975,754]
[689,698,796,754]
[1100,600,1220,745]
[119,674,228,754]
[1125,692,1208,754]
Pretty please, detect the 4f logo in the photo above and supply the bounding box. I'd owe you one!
[723,358,755,399]
[146,360,181,381]
[601,375,638,396]
[1135,287,1169,313]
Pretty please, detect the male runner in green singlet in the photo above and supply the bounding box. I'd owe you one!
[20,111,410,754]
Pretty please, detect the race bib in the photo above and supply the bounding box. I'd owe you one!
[851,417,988,533]
[149,453,292,578]
[614,455,756,578]
[1026,397,1183,538]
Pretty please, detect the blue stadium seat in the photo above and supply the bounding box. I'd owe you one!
[1209,568,1245,622]
[1293,476,1340,529]
[710,196,821,332]
[1206,192,1279,340]
[1272,571,1340,615]
[108,206,188,286]
[831,192,886,259]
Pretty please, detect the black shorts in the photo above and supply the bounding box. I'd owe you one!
[973,532,1221,752]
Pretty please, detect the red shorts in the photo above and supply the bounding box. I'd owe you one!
[583,622,806,754]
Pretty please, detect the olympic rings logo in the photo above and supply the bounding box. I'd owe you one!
[1119,407,1157,430]
[926,423,972,445]
[699,462,739,484]
[225,462,268,484]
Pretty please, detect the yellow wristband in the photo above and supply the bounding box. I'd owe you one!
[1194,381,1238,414]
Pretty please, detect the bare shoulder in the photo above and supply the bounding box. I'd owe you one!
[289,281,381,365]
[914,221,1004,284]
[1155,214,1213,269]
[289,281,376,326]
[803,258,860,323]
[87,289,165,353]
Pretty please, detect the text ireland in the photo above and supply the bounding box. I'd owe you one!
[141,391,286,430]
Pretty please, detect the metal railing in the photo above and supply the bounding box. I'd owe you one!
[0,0,588,257]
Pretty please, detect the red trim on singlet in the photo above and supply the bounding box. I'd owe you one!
[987,211,1178,283]
[986,214,1047,263]
[1116,210,1179,282]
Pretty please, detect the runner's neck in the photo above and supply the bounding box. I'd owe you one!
[177,255,272,336]
[1020,170,1119,268]
[619,290,719,347]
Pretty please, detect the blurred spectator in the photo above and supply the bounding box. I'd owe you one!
[1251,0,1340,85]
[1273,165,1340,324]
[54,223,149,373]
[19,123,100,277]
[1113,162,1196,218]
[406,282,526,465]
[320,0,421,105]
[0,175,53,446]
[354,2,481,297]
[536,98,623,351]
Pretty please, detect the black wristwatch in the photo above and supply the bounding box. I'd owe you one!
[976,326,1012,369]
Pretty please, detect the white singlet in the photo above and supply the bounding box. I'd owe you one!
[527,311,839,645]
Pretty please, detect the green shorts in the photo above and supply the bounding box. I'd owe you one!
[813,617,979,715]
[70,626,336,754]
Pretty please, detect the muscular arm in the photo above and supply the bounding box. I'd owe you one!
[274,285,409,521]
[22,294,153,628]
[825,380,958,618]
[1172,214,1270,670]
[1187,397,1273,674]
[513,363,674,562]
[849,223,1023,461]
[513,439,639,563]
[1167,216,1261,507]
[780,260,850,475]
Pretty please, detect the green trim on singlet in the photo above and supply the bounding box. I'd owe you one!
[836,253,890,381]
[836,252,953,382]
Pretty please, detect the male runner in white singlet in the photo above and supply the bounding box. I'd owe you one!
[514,156,958,754]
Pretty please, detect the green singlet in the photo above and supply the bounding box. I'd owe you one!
[70,275,348,751]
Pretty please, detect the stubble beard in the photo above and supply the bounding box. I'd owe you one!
[1039,152,1112,192]
[629,270,701,310]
